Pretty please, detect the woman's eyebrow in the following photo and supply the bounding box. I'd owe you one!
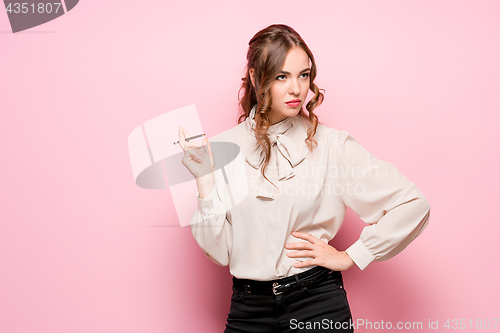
[279,68,311,75]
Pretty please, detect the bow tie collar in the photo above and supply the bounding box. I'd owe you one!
[245,105,309,199]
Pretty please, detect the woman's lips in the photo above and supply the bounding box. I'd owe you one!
[286,101,301,107]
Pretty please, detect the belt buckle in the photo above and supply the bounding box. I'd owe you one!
[272,282,283,295]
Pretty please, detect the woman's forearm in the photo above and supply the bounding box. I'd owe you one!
[196,173,215,200]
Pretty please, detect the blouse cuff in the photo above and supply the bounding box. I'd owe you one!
[196,186,220,216]
[346,239,376,271]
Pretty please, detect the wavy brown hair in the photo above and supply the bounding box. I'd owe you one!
[237,24,324,188]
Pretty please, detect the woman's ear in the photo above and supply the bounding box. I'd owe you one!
[249,68,256,89]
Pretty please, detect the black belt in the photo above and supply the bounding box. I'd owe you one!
[233,266,336,296]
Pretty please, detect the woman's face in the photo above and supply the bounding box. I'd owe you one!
[269,46,311,125]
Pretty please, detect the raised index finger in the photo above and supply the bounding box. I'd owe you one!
[178,125,186,150]
[179,125,195,151]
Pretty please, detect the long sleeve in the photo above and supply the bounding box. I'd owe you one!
[190,170,233,267]
[336,131,431,271]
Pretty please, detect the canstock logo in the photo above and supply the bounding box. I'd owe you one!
[3,0,79,33]
[128,105,248,227]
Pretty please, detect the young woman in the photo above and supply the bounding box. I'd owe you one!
[178,24,430,333]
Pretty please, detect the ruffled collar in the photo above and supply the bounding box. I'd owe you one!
[244,105,310,199]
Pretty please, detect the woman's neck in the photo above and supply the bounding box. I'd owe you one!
[255,112,289,126]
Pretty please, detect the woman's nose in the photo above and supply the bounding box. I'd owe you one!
[289,79,300,95]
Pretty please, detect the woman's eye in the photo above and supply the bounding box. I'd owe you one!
[276,73,309,80]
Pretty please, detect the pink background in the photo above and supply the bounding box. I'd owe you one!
[1,1,499,332]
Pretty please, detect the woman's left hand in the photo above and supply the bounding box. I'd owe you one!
[285,231,355,271]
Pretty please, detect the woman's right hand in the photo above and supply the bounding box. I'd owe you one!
[178,125,215,197]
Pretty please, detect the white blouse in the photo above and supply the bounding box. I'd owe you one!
[190,105,430,281]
